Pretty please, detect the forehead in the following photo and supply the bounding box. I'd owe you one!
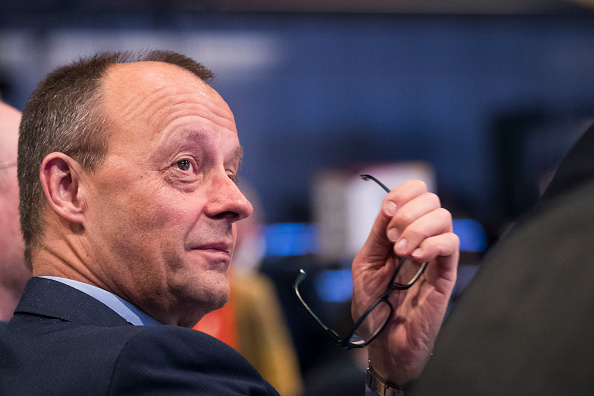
[101,61,237,151]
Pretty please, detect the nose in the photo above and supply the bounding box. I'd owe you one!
[206,173,253,222]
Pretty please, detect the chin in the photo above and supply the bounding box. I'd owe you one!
[207,287,230,311]
[168,270,229,321]
[181,288,230,324]
[179,296,229,328]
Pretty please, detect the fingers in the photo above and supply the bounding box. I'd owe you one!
[410,232,460,265]
[390,206,452,256]
[382,180,457,263]
[364,180,428,248]
[381,180,429,219]
[358,179,458,273]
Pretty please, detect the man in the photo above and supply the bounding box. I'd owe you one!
[0,51,459,394]
[0,100,31,322]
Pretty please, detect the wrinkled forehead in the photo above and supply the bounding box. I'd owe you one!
[104,61,214,101]
[100,61,236,148]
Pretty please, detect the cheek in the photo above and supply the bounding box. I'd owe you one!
[88,168,203,264]
[97,173,165,226]
[110,190,195,255]
[91,185,170,254]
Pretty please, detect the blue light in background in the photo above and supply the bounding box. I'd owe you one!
[314,269,353,303]
[263,223,318,256]
[452,219,488,252]
[263,219,487,303]
[263,218,487,257]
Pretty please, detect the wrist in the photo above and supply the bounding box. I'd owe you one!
[367,362,405,396]
[367,343,432,386]
[367,345,402,384]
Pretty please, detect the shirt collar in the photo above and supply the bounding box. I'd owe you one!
[40,276,163,327]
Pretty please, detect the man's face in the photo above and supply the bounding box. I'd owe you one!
[81,62,252,326]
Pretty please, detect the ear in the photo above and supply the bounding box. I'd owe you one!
[39,152,87,225]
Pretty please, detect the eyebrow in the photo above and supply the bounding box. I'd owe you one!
[152,129,245,163]
[236,146,244,161]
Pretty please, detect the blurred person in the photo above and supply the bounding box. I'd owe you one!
[413,122,594,395]
[0,50,459,394]
[195,184,303,396]
[0,100,31,322]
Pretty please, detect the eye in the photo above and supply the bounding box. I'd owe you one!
[175,159,193,172]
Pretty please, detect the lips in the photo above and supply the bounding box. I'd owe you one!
[190,241,233,257]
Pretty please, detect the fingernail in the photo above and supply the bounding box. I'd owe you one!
[395,239,407,252]
[384,200,397,216]
[412,248,422,258]
[387,228,399,242]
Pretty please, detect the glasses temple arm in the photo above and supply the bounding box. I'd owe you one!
[360,174,391,193]
[293,270,342,342]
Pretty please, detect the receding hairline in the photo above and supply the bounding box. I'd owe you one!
[100,60,226,116]
[104,60,214,90]
[99,60,235,139]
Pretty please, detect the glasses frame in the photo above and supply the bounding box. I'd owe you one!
[293,174,428,350]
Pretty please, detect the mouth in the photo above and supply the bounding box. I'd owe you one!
[191,242,233,260]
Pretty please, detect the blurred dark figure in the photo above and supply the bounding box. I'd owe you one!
[412,122,594,395]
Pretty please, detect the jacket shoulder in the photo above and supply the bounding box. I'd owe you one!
[110,326,280,395]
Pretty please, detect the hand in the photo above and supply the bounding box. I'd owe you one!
[351,179,459,386]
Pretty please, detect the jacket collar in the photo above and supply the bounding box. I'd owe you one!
[14,277,132,327]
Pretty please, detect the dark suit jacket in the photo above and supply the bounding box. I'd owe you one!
[0,277,279,395]
[412,123,594,394]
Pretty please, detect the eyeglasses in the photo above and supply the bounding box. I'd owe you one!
[293,174,428,350]
[0,160,16,170]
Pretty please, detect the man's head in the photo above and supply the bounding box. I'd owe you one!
[18,51,214,266]
[18,51,253,326]
[0,100,31,320]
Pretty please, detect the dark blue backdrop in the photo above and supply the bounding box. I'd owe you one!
[206,13,594,226]
[2,12,594,227]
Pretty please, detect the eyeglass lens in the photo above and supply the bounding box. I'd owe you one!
[392,257,426,288]
[347,300,392,346]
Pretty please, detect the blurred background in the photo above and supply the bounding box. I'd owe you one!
[2,1,594,394]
